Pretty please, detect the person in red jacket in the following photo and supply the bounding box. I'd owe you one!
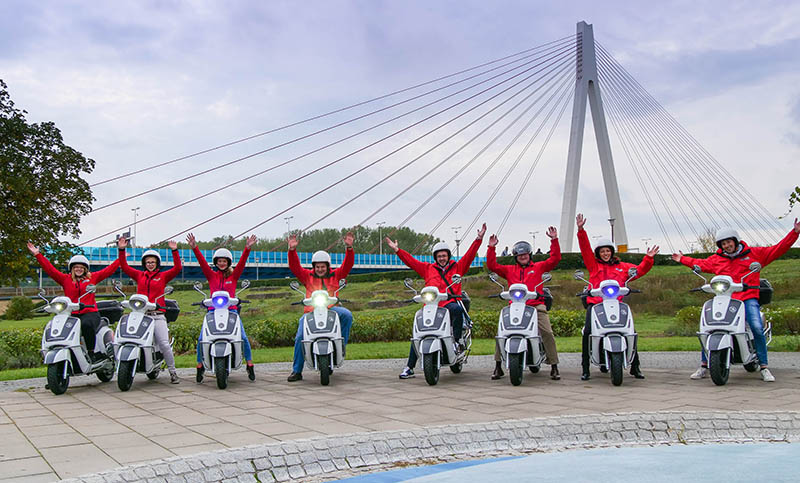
[187,232,258,382]
[117,236,182,383]
[673,220,799,382]
[386,223,487,379]
[27,242,121,362]
[286,232,355,382]
[576,214,659,381]
[487,226,562,380]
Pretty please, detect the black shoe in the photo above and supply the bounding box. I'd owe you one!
[89,352,104,363]
[247,364,255,381]
[287,372,303,382]
[196,365,205,383]
[599,364,608,373]
[550,365,561,381]
[630,366,645,379]
[106,346,115,362]
[491,363,504,380]
[581,370,591,381]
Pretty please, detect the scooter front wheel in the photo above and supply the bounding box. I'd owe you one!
[117,360,135,392]
[214,356,229,389]
[318,354,331,386]
[47,362,69,395]
[423,352,440,386]
[709,349,730,386]
[609,352,624,386]
[508,353,524,386]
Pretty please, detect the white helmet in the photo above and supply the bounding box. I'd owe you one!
[212,248,233,267]
[431,242,452,259]
[141,249,162,269]
[311,250,331,266]
[593,237,615,258]
[715,227,740,249]
[68,254,90,272]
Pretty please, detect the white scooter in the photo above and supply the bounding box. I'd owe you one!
[113,282,179,391]
[690,261,772,386]
[488,272,551,386]
[404,274,473,386]
[288,279,348,386]
[574,268,640,386]
[39,285,117,395]
[192,279,250,389]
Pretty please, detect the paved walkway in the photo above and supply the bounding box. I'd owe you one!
[1,353,799,481]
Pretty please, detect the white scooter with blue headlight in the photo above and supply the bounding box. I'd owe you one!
[690,261,771,386]
[113,282,176,391]
[488,272,551,386]
[192,279,251,390]
[39,285,116,395]
[288,279,348,386]
[574,268,641,386]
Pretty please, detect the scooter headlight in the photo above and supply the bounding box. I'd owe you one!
[130,299,146,310]
[511,290,525,301]
[52,302,67,313]
[422,292,437,304]
[312,293,329,308]
[711,280,730,295]
[212,295,229,308]
[602,285,619,298]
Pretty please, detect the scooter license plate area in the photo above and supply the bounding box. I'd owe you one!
[304,311,337,335]
[704,299,742,326]
[500,305,536,332]
[45,316,79,342]
[117,315,155,339]
[415,307,447,333]
[592,304,628,329]
[206,311,238,335]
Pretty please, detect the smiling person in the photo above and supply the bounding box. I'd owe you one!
[576,214,659,381]
[117,236,182,383]
[674,219,799,382]
[27,242,121,362]
[187,233,257,383]
[286,232,355,382]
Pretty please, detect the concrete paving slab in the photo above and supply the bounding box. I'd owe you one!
[0,456,53,481]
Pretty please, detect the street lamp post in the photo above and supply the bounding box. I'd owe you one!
[608,218,616,244]
[529,231,539,253]
[642,237,651,250]
[131,207,140,247]
[377,221,386,256]
[284,216,294,248]
[451,226,462,257]
[255,256,260,281]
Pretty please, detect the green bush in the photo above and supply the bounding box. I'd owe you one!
[0,328,42,370]
[670,306,702,336]
[764,307,800,335]
[3,297,35,320]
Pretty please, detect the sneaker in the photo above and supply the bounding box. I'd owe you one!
[581,370,591,381]
[287,372,303,382]
[247,363,255,381]
[196,364,205,383]
[399,367,415,379]
[630,366,645,379]
[491,363,504,380]
[690,366,707,380]
[599,364,608,373]
[550,365,561,381]
[170,371,180,384]
[760,368,775,382]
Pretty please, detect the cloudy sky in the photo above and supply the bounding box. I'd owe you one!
[2,1,799,254]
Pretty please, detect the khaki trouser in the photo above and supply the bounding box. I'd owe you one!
[494,304,559,365]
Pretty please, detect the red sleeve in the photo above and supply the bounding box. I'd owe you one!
[486,246,511,279]
[92,259,121,282]
[633,255,655,279]
[192,246,215,281]
[161,249,183,282]
[538,237,562,272]
[231,247,251,282]
[396,249,428,278]
[749,230,799,267]
[337,248,355,279]
[35,253,69,285]
[577,229,598,274]
[288,249,312,286]
[680,254,717,274]
[455,237,483,275]
[118,248,141,280]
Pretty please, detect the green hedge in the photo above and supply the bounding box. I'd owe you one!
[2,297,35,320]
[672,305,800,337]
[0,328,42,370]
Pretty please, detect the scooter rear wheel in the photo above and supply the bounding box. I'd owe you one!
[117,360,135,391]
[449,362,463,374]
[47,362,69,395]
[743,361,759,373]
[508,353,524,386]
[146,367,161,380]
[318,354,331,386]
[96,365,114,383]
[609,352,624,386]
[709,349,730,386]
[214,356,228,389]
[423,352,440,386]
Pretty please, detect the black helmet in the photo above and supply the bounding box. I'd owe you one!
[511,241,532,257]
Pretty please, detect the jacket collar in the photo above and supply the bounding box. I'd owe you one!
[716,241,751,260]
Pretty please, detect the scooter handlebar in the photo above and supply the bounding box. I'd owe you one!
[290,301,304,306]
[191,302,205,307]
[689,287,704,293]
[238,300,251,304]
[628,289,642,294]
[338,298,352,303]
[488,294,501,299]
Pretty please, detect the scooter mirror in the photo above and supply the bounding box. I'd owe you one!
[85,284,96,293]
[748,262,762,272]
[573,270,584,280]
[488,272,498,282]
[403,278,414,289]
[241,279,251,290]
[692,265,702,273]
[164,286,174,295]
[112,279,122,288]
[289,281,300,291]
[338,279,346,288]
[193,281,203,290]
[541,272,552,283]
[451,274,462,284]
[38,288,47,298]
[628,268,638,278]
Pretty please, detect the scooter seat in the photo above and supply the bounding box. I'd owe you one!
[98,317,110,328]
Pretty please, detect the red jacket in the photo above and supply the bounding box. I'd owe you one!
[397,237,483,307]
[577,229,654,305]
[192,246,250,298]
[35,254,120,315]
[486,237,561,307]
[119,248,182,312]
[289,248,354,313]
[680,230,798,301]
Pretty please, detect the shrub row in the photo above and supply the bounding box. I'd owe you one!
[672,305,800,337]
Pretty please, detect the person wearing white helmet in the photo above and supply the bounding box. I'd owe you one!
[286,231,355,382]
[673,219,800,382]
[576,214,660,381]
[117,236,182,383]
[27,242,121,362]
[187,232,258,382]
[386,223,487,379]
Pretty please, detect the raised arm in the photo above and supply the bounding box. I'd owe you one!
[231,241,254,282]
[577,228,598,274]
[117,236,140,279]
[336,231,355,279]
[538,227,561,272]
[92,258,121,283]
[288,249,312,285]
[456,223,486,274]
[161,241,183,282]
[749,228,799,267]
[486,244,511,280]
[32,252,69,285]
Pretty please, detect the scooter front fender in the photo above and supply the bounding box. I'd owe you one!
[117,344,140,362]
[504,336,527,354]
[420,337,441,355]
[603,335,627,354]
[212,341,232,358]
[312,339,334,356]
[707,333,732,352]
[44,348,69,365]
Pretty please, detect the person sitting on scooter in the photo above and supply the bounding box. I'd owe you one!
[486,227,562,381]
[117,236,182,384]
[27,242,121,362]
[387,223,487,379]
[187,233,258,382]
[576,214,659,381]
[674,220,799,382]
[286,232,355,382]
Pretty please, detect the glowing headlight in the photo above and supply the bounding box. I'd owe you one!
[602,285,619,298]
[312,294,329,307]
[422,292,437,303]
[53,302,67,313]
[213,295,229,308]
[131,299,145,310]
[511,290,525,301]
[711,280,730,295]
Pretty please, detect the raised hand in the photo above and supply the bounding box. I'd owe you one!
[287,233,299,251]
[477,223,487,238]
[343,231,355,248]
[576,214,586,229]
[117,237,128,249]
[488,234,499,247]
[547,226,557,239]
[385,237,399,252]
[245,234,257,249]
[26,242,40,256]
[646,245,660,257]
[671,251,683,263]
[167,240,178,250]
[186,233,197,248]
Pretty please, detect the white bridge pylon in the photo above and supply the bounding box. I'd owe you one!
[559,21,628,253]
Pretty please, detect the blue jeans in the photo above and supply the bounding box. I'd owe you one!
[701,298,767,366]
[292,306,353,374]
[196,318,252,363]
[406,301,465,369]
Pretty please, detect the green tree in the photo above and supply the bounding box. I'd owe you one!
[780,186,800,219]
[0,79,95,285]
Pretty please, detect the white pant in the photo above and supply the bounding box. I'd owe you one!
[150,313,176,371]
